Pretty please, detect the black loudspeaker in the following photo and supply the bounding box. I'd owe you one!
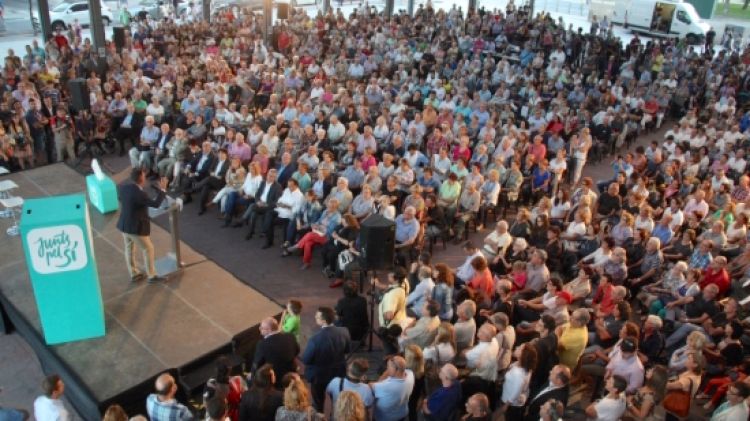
[67,79,90,111]
[359,214,395,271]
[113,26,126,51]
[277,3,289,19]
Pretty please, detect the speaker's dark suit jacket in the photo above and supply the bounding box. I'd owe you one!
[252,332,300,380]
[116,182,166,236]
[301,325,351,382]
[254,180,282,207]
[524,384,569,421]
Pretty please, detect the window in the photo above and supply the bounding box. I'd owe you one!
[71,4,89,12]
[676,10,691,24]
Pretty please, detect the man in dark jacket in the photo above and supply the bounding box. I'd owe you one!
[117,168,167,283]
[240,168,282,240]
[302,306,351,410]
[523,364,570,421]
[252,317,300,385]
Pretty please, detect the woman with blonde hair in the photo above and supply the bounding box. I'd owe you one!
[665,352,704,421]
[334,390,365,421]
[423,322,457,364]
[252,144,271,175]
[405,344,426,421]
[102,404,128,421]
[611,211,635,247]
[275,378,324,421]
[669,330,708,373]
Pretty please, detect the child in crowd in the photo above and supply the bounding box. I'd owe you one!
[281,299,302,342]
[509,260,527,292]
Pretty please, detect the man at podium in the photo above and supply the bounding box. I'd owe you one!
[117,168,167,283]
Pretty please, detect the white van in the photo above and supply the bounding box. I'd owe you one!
[611,0,710,43]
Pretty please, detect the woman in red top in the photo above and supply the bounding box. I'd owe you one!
[451,136,472,162]
[468,256,495,305]
[546,114,564,136]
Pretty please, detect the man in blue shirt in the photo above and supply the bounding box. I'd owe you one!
[130,115,160,170]
[372,356,415,421]
[418,168,441,195]
[422,364,462,420]
[395,206,420,248]
[651,216,673,245]
[325,358,375,417]
[146,373,193,421]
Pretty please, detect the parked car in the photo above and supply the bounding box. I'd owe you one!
[126,0,190,20]
[49,1,113,30]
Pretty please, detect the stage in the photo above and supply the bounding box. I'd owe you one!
[0,164,282,418]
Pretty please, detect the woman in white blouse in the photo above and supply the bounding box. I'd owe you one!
[423,322,457,364]
[500,343,537,419]
[373,116,390,144]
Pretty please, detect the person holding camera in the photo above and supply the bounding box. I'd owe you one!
[7,111,33,169]
[372,267,411,331]
[50,107,75,163]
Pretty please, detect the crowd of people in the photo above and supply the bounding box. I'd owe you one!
[1,0,750,420]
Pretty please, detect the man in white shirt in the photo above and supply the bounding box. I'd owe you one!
[327,115,345,147]
[406,266,434,317]
[455,241,483,286]
[34,374,71,421]
[685,190,710,220]
[728,150,748,176]
[465,323,500,382]
[270,178,305,248]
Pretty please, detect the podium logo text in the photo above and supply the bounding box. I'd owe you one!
[27,225,88,274]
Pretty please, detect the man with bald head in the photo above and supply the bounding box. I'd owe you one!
[372,355,415,421]
[146,373,192,421]
[422,363,462,420]
[252,316,300,384]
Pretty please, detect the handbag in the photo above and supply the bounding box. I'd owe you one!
[337,249,355,271]
[662,378,692,418]
[424,346,445,395]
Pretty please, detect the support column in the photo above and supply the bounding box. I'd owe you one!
[202,0,211,22]
[384,0,394,17]
[263,0,273,44]
[468,0,477,13]
[88,0,106,55]
[407,0,414,16]
[37,0,52,41]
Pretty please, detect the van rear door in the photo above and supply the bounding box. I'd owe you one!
[651,2,676,34]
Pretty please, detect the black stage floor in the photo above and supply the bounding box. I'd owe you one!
[0,164,281,418]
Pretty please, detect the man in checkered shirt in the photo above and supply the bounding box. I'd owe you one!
[146,373,193,421]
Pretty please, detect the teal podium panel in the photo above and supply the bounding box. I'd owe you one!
[20,193,106,345]
[86,174,118,214]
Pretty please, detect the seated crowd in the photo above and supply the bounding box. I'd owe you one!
[3,1,750,421]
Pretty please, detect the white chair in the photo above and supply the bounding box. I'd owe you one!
[0,180,18,218]
[0,196,23,236]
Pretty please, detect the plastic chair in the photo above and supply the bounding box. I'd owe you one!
[0,196,23,236]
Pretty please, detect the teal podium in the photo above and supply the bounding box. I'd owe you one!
[86,159,119,214]
[20,193,106,345]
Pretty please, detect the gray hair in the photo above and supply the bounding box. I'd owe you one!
[646,315,663,329]
[460,300,477,319]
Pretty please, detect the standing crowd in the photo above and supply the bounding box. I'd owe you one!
[2,0,750,420]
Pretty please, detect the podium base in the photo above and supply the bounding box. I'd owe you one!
[155,253,183,278]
